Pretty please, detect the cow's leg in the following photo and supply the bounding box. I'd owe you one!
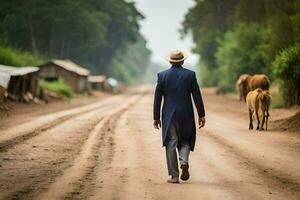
[255,110,260,130]
[266,115,268,131]
[266,109,269,131]
[248,109,253,130]
[260,110,265,131]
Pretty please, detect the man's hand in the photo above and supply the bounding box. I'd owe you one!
[153,120,161,129]
[199,117,205,129]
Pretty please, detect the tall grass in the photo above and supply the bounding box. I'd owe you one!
[0,46,44,67]
[39,80,75,98]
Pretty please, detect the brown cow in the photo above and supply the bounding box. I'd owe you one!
[246,88,271,131]
[249,74,270,91]
[236,74,252,102]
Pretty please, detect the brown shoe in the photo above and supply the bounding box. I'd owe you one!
[180,164,190,181]
[167,176,180,184]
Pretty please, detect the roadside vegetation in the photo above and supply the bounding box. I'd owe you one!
[182,0,300,107]
[0,46,44,67]
[39,79,75,98]
[273,44,300,106]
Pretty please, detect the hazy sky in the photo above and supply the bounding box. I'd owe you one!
[133,0,198,66]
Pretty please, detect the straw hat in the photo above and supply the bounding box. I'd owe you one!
[167,50,188,63]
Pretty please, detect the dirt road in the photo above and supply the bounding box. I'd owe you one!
[0,88,299,200]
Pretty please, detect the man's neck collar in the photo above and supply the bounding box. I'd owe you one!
[171,64,182,68]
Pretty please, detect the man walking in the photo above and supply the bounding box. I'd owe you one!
[153,50,206,183]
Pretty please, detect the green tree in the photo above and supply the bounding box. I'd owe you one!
[273,43,300,106]
[111,34,152,84]
[182,0,238,71]
[182,0,300,106]
[264,0,300,63]
[182,0,266,71]
[0,0,148,83]
[215,23,267,92]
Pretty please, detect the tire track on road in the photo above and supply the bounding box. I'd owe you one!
[0,95,125,152]
[65,113,124,200]
[203,129,300,198]
[0,94,143,200]
[37,94,142,200]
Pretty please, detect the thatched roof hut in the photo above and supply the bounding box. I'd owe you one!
[39,59,90,93]
[88,75,110,91]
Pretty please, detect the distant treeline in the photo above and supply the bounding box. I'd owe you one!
[0,0,151,84]
[182,0,300,106]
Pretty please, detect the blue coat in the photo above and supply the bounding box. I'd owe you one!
[153,64,205,151]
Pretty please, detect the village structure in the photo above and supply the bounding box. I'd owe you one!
[39,59,90,93]
[0,59,119,105]
[88,75,110,91]
[0,65,40,103]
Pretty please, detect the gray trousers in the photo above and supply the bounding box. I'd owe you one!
[166,122,190,177]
